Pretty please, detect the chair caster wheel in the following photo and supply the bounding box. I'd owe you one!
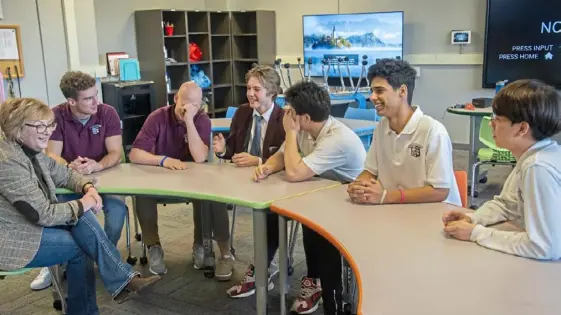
[140,257,148,265]
[127,256,138,265]
[288,266,294,276]
[135,233,142,242]
[479,176,488,184]
[470,205,479,210]
[53,298,67,310]
[203,266,215,278]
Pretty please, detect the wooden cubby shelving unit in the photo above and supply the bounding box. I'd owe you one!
[134,10,276,117]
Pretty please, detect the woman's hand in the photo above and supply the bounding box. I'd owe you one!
[80,188,103,214]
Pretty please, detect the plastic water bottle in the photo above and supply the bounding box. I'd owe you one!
[495,80,508,94]
[165,72,171,93]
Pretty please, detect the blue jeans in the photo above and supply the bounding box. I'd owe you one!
[25,211,139,315]
[57,194,127,245]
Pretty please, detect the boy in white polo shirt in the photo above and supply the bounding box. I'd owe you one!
[348,58,461,207]
[252,81,366,315]
[443,79,561,260]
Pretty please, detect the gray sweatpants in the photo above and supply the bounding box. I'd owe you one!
[134,197,230,246]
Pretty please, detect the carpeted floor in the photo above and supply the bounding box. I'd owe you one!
[0,150,512,315]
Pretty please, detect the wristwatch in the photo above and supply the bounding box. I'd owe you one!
[82,182,96,194]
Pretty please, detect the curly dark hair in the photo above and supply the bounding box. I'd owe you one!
[493,79,561,141]
[59,71,96,100]
[284,81,330,122]
[367,58,417,105]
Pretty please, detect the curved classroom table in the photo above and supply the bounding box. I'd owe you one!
[60,163,339,315]
[271,185,561,315]
[446,106,493,184]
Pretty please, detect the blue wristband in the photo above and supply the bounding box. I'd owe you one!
[159,156,168,166]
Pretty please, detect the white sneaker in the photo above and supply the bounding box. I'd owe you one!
[30,267,52,291]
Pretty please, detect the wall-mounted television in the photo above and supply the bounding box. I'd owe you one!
[483,0,561,88]
[303,11,404,78]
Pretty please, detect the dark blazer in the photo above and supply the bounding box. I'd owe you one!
[220,103,285,162]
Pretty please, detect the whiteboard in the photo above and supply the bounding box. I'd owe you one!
[0,28,19,60]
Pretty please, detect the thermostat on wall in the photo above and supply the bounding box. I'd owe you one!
[451,30,471,45]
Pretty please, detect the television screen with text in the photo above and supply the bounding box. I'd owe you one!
[483,0,561,88]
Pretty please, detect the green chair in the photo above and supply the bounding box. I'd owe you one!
[470,116,516,208]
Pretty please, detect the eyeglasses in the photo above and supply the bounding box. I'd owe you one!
[490,112,497,120]
[25,122,57,134]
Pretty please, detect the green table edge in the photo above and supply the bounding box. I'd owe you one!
[0,268,32,275]
[56,183,341,210]
[446,107,492,117]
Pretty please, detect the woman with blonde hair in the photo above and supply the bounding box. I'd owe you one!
[0,98,160,314]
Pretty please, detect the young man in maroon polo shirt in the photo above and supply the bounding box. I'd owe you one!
[129,81,234,279]
[31,71,128,291]
[213,66,288,298]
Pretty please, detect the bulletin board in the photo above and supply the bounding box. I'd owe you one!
[0,25,24,79]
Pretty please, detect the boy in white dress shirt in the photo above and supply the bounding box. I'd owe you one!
[443,79,561,260]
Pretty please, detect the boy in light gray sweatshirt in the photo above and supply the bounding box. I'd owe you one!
[443,79,561,260]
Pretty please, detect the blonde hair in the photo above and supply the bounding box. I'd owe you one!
[0,98,54,142]
[245,65,282,100]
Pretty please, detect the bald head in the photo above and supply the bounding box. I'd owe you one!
[174,81,204,119]
[178,81,203,103]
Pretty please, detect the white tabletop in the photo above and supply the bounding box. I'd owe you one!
[271,185,561,315]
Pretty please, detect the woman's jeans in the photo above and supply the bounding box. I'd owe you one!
[57,194,127,246]
[25,211,139,315]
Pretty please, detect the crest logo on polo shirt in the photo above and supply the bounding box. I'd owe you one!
[91,124,101,135]
[408,143,422,158]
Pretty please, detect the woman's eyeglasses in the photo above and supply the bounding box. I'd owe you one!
[25,122,57,134]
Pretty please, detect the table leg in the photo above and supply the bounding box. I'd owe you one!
[253,208,269,315]
[467,116,477,184]
[208,132,214,162]
[467,116,488,187]
[278,215,288,315]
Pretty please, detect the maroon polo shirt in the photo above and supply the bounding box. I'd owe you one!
[132,105,211,161]
[50,103,122,162]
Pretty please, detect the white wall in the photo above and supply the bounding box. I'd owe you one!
[94,0,216,60]
[1,0,50,103]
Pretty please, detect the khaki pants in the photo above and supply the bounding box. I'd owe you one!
[134,197,230,247]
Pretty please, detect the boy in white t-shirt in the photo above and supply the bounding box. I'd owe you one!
[443,79,561,260]
[252,81,366,315]
[348,58,461,207]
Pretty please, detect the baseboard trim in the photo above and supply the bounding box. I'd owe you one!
[452,143,470,151]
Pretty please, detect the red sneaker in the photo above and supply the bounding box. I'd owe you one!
[290,277,322,314]
[226,264,276,298]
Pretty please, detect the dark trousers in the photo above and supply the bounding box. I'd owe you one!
[302,225,343,315]
[266,210,280,266]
